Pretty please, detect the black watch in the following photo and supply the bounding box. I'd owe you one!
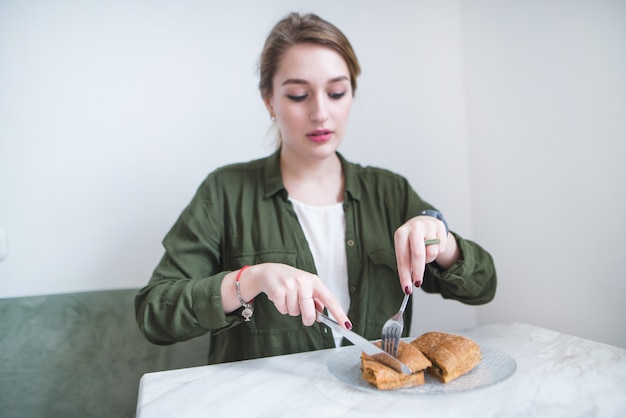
[420,210,449,235]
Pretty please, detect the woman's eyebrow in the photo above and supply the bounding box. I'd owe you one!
[281,75,350,86]
[328,75,350,84]
[281,78,308,86]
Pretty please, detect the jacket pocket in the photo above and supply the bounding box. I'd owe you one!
[231,250,297,268]
[365,248,398,276]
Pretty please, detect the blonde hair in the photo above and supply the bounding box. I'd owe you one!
[258,12,361,101]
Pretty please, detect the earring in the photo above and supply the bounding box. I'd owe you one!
[270,116,276,122]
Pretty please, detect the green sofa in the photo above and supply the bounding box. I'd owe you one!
[0,289,210,418]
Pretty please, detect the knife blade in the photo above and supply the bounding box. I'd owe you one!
[317,312,412,375]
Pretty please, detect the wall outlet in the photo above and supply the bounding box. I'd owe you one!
[0,230,9,261]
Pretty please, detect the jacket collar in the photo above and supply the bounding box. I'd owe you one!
[262,149,362,202]
[263,149,287,200]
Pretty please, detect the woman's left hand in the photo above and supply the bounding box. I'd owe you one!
[394,215,460,293]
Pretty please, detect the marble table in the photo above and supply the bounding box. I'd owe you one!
[136,322,626,417]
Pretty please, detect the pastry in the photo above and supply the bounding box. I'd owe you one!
[360,340,431,390]
[410,331,481,383]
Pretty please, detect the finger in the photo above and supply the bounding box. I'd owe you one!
[310,282,351,329]
[313,298,324,313]
[438,228,448,252]
[294,273,316,318]
[279,270,315,317]
[394,227,414,293]
[424,241,440,264]
[426,226,446,263]
[285,289,302,317]
[298,296,316,326]
[419,215,447,249]
[408,233,427,287]
[324,303,352,330]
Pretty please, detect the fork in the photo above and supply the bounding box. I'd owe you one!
[381,293,410,357]
[381,237,440,357]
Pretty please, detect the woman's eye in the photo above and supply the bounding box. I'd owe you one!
[287,94,307,102]
[329,91,346,100]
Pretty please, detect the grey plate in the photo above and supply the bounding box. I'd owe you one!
[327,343,516,395]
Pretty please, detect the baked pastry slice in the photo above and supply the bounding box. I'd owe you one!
[410,331,481,383]
[360,340,431,390]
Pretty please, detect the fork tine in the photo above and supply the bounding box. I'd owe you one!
[382,332,390,354]
[391,327,400,357]
[381,293,410,356]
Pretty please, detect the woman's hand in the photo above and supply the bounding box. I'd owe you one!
[221,263,352,329]
[394,215,460,293]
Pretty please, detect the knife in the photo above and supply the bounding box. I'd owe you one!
[317,312,412,375]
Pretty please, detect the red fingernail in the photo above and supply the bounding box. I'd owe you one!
[404,286,411,295]
[414,281,422,288]
[345,321,353,330]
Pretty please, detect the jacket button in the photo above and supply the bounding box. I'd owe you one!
[347,239,355,247]
[349,286,357,293]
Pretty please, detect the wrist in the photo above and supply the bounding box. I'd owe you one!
[235,266,254,321]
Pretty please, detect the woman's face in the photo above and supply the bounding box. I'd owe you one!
[265,43,353,161]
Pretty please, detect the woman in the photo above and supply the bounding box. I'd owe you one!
[135,12,496,364]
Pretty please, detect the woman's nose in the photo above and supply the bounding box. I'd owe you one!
[309,96,329,123]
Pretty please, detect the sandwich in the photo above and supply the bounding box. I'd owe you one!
[409,331,482,383]
[360,340,431,390]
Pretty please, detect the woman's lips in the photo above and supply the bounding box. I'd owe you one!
[307,129,333,143]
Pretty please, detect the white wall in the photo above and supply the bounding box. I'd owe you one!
[461,0,626,348]
[0,0,476,335]
[1,1,624,347]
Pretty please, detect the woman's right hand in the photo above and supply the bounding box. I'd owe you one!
[221,263,352,329]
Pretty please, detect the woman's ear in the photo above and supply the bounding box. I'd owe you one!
[263,97,275,120]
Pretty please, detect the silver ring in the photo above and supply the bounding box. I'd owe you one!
[299,297,313,302]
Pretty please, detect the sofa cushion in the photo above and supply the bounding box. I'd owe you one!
[0,289,210,418]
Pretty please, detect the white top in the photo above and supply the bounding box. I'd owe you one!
[290,198,349,347]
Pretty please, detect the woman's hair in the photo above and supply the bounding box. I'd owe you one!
[258,12,361,100]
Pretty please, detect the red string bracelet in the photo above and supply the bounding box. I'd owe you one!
[235,265,253,321]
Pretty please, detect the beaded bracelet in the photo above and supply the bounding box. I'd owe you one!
[235,266,254,321]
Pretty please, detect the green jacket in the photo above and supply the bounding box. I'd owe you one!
[135,151,496,364]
